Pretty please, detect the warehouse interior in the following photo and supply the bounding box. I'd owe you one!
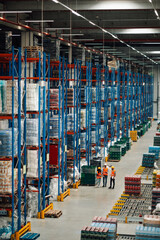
[0,0,160,240]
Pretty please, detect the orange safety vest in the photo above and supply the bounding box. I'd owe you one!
[111,170,116,177]
[103,167,108,176]
[97,171,101,179]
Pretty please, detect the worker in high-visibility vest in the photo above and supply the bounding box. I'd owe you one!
[102,164,108,187]
[109,166,116,189]
[96,167,102,187]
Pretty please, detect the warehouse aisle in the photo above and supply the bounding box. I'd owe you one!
[31,122,156,240]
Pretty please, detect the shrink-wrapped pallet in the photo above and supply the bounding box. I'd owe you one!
[14,119,24,145]
[27,186,38,219]
[50,116,61,138]
[27,149,38,178]
[0,128,18,157]
[0,120,8,129]
[0,80,6,113]
[26,83,39,112]
[143,215,160,226]
[81,109,86,129]
[6,80,24,114]
[26,118,38,146]
[0,161,18,194]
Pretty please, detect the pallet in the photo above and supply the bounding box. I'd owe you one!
[44,209,62,218]
[11,222,31,240]
[20,233,40,240]
[39,203,53,219]
[108,159,120,162]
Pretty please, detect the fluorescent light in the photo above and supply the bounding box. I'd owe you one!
[52,0,59,3]
[73,39,95,41]
[25,20,54,23]
[61,33,84,36]
[155,9,159,17]
[46,28,71,30]
[149,0,152,2]
[0,11,32,13]
[102,29,108,33]
[72,10,80,17]
[89,21,96,26]
[11,34,21,37]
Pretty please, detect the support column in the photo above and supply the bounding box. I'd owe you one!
[103,53,106,66]
[82,48,86,66]
[56,39,60,61]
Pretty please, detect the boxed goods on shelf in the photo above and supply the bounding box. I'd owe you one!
[66,88,74,106]
[27,186,38,218]
[152,188,160,211]
[49,144,58,165]
[80,109,86,129]
[156,172,160,188]
[50,88,59,109]
[149,146,160,160]
[26,118,38,146]
[0,129,17,157]
[136,225,160,239]
[81,166,97,186]
[26,83,39,112]
[143,215,160,227]
[0,80,6,113]
[80,132,86,149]
[14,119,24,145]
[125,175,141,195]
[142,153,155,168]
[27,149,38,178]
[0,161,18,194]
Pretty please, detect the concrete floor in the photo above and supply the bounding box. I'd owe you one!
[32,122,156,240]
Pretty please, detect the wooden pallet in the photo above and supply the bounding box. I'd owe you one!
[44,209,62,218]
[108,159,121,162]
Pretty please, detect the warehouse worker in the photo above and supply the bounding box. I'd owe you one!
[102,164,108,187]
[96,167,102,187]
[109,166,116,189]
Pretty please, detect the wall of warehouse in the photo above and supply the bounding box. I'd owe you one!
[153,65,160,119]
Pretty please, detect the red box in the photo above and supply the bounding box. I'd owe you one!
[49,144,58,165]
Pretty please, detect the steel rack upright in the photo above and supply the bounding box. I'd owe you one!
[121,69,126,137]
[133,73,136,130]
[116,68,121,140]
[110,69,115,144]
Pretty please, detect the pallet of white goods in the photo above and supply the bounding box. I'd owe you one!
[0,120,8,129]
[26,118,38,146]
[26,83,40,112]
[27,149,38,178]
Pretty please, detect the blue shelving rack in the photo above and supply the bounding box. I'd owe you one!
[121,68,125,137]
[116,68,121,140]
[130,72,133,131]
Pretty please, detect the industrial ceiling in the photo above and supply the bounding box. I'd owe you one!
[0,0,160,68]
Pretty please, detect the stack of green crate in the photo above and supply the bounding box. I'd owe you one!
[81,166,97,186]
[109,146,121,160]
[114,141,126,156]
[121,137,131,150]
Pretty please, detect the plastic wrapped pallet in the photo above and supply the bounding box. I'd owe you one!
[26,83,39,112]
[27,149,38,178]
[0,120,8,129]
[14,119,24,145]
[0,161,18,194]
[6,80,24,114]
[27,186,38,219]
[80,109,86,129]
[0,80,6,113]
[143,215,160,227]
[0,128,17,157]
[50,116,61,139]
[26,118,38,146]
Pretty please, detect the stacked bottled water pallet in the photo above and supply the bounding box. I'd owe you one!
[142,153,156,168]
[148,146,160,160]
[136,225,160,240]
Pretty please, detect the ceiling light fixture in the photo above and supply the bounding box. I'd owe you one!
[61,33,84,36]
[52,0,158,65]
[89,21,96,26]
[25,20,54,23]
[0,11,32,13]
[46,28,71,30]
[52,0,59,3]
[73,39,95,41]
